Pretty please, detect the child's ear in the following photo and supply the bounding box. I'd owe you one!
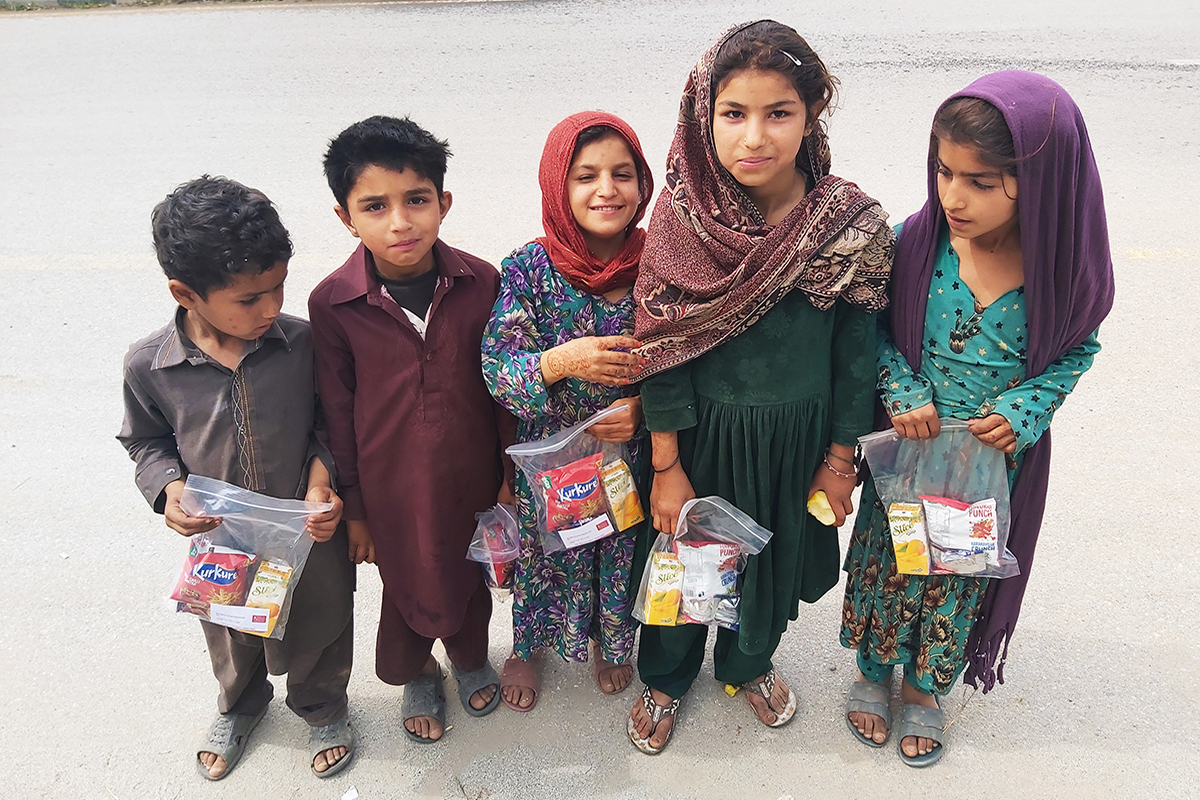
[438,191,453,221]
[334,205,359,238]
[168,279,200,310]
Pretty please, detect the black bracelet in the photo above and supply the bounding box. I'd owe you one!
[653,455,681,474]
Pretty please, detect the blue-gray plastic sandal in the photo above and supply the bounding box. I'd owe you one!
[310,715,355,778]
[196,705,267,781]
[845,680,891,748]
[451,661,501,717]
[896,702,945,767]
[402,668,447,744]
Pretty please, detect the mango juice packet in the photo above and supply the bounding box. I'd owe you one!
[642,551,684,625]
[887,502,930,575]
[601,459,645,531]
[241,560,293,638]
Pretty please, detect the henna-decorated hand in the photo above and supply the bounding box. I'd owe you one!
[540,335,643,387]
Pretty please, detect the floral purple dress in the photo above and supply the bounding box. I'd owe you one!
[482,242,648,664]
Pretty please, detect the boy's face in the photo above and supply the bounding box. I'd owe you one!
[335,164,452,281]
[169,262,288,342]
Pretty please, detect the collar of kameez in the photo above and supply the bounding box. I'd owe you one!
[328,239,473,306]
[151,306,290,370]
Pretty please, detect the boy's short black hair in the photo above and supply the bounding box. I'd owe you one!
[152,175,293,299]
[323,116,452,208]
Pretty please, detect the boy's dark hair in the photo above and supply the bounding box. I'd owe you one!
[323,116,452,208]
[152,175,293,299]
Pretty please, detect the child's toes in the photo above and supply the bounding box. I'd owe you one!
[901,735,920,757]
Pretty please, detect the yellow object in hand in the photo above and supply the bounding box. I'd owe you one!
[807,490,837,526]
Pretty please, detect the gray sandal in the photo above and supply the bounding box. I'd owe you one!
[845,680,891,747]
[310,715,355,779]
[195,706,267,781]
[451,661,501,717]
[402,668,447,744]
[740,668,797,728]
[896,701,945,767]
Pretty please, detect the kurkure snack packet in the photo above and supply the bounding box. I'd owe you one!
[887,502,929,575]
[642,551,685,625]
[538,452,606,531]
[171,543,257,612]
[601,459,645,531]
[241,560,294,638]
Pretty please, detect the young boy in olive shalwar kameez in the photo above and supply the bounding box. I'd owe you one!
[118,176,356,781]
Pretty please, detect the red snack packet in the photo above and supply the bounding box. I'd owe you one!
[537,452,606,531]
[171,543,256,610]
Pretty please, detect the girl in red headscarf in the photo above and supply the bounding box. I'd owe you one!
[482,111,654,712]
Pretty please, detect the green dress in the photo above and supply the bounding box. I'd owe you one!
[638,290,876,697]
[840,231,1100,694]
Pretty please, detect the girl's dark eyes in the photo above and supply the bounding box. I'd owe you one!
[721,110,744,120]
[972,181,995,191]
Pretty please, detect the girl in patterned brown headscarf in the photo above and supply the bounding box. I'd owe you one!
[627,20,893,754]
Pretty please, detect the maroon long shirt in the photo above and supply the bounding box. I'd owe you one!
[309,240,514,638]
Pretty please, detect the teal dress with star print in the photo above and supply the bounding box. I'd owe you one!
[840,228,1100,695]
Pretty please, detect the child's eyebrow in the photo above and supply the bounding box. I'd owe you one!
[936,159,1001,179]
[572,160,637,173]
[716,98,799,110]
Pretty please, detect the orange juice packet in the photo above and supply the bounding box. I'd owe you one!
[240,560,293,638]
[601,459,645,531]
[642,552,684,625]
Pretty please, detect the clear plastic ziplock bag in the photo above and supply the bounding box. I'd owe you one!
[858,420,1020,579]
[633,496,774,630]
[167,474,330,640]
[466,504,519,591]
[506,405,645,555]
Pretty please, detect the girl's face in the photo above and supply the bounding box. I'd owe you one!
[712,68,813,197]
[935,139,1019,241]
[567,134,641,256]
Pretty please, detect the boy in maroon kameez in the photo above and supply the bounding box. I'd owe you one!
[309,116,514,742]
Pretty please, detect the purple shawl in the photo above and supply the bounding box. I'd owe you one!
[889,71,1115,691]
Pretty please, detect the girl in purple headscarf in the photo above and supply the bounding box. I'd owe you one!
[840,71,1115,767]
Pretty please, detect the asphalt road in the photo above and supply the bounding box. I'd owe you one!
[1,1,1198,798]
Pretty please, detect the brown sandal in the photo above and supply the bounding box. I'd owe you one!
[500,655,540,712]
[591,643,633,695]
[627,686,681,755]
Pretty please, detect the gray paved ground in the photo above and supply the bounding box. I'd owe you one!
[2,1,1198,798]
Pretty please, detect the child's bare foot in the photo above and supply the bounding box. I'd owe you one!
[592,640,633,694]
[500,652,541,711]
[198,752,227,779]
[744,670,793,726]
[628,687,678,751]
[899,680,941,757]
[469,683,497,710]
[848,671,889,744]
[404,656,445,741]
[312,746,346,773]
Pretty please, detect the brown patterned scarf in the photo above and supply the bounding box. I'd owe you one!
[633,21,893,379]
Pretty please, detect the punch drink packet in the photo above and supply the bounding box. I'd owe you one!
[601,459,645,531]
[538,452,606,531]
[171,544,256,611]
[241,560,293,638]
[887,502,929,575]
[674,541,740,625]
[920,495,999,574]
[643,551,685,625]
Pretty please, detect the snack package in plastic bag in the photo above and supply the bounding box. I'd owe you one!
[858,420,1020,578]
[167,475,329,639]
[506,405,643,554]
[466,504,519,591]
[633,496,773,629]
